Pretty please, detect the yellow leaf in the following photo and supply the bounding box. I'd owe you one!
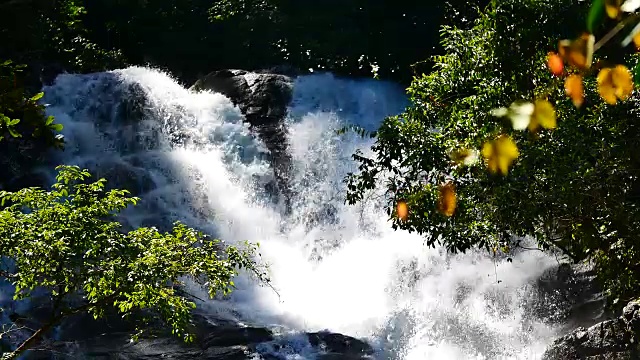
[482,135,519,175]
[529,99,557,132]
[396,200,408,221]
[449,148,479,166]
[634,31,640,49]
[565,74,585,108]
[558,34,595,70]
[490,101,534,131]
[437,182,457,217]
[597,65,634,105]
[605,0,623,18]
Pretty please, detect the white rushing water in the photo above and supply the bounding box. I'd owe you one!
[40,67,565,359]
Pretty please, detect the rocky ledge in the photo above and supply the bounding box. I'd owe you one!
[543,300,640,359]
[43,312,374,360]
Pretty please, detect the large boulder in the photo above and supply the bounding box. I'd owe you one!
[543,300,640,359]
[191,70,293,210]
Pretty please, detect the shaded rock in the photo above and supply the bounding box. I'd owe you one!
[529,262,611,330]
[543,300,640,359]
[307,331,374,358]
[40,313,376,360]
[201,326,273,349]
[191,70,293,210]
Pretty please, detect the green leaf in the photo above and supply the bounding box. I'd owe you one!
[587,0,606,33]
[8,127,21,138]
[30,92,44,102]
[8,118,20,126]
[50,123,64,132]
[45,116,55,125]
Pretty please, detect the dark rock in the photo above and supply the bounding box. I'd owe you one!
[191,70,293,210]
[530,262,611,330]
[543,300,640,359]
[33,310,376,360]
[307,331,374,357]
[201,327,273,348]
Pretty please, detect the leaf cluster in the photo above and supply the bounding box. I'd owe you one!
[345,0,640,305]
[0,60,64,148]
[0,165,268,356]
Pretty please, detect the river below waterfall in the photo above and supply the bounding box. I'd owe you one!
[37,66,569,359]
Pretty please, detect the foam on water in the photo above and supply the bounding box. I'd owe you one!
[39,67,563,359]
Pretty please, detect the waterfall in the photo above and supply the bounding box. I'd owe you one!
[38,66,565,359]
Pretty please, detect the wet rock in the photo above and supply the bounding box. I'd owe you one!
[307,331,374,358]
[39,313,376,360]
[543,300,640,359]
[191,70,293,210]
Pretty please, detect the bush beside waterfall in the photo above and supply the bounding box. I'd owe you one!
[346,0,640,309]
[0,165,269,358]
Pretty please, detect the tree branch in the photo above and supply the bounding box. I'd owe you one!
[7,291,121,359]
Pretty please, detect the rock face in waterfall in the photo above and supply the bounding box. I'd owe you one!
[45,311,374,359]
[543,300,640,359]
[190,70,293,210]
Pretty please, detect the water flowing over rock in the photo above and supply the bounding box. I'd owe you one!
[190,70,293,209]
[543,300,640,359]
[4,67,624,359]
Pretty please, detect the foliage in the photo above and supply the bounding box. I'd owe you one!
[0,60,67,190]
[0,0,124,74]
[139,0,487,83]
[345,0,640,306]
[1,0,489,84]
[0,165,268,358]
[0,60,64,147]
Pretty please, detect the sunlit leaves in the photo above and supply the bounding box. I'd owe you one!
[491,101,534,131]
[565,74,585,108]
[597,65,634,104]
[437,182,457,217]
[344,0,640,313]
[558,33,595,70]
[449,148,479,166]
[481,135,520,175]
[0,166,269,355]
[491,99,556,132]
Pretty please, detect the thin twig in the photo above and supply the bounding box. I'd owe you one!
[594,14,640,52]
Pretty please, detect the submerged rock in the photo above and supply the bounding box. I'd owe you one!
[543,300,640,359]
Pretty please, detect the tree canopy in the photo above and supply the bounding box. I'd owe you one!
[0,165,268,358]
[346,0,640,307]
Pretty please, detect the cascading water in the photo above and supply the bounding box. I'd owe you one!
[38,66,568,359]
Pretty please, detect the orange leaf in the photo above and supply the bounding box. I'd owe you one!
[437,182,457,217]
[547,52,564,76]
[396,200,408,221]
[558,33,595,70]
[565,74,585,108]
